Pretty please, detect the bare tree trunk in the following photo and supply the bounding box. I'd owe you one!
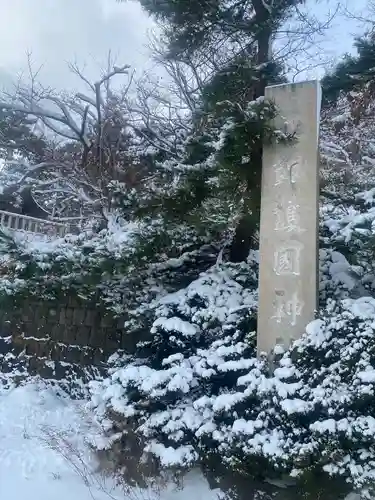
[229,8,271,262]
[229,141,263,262]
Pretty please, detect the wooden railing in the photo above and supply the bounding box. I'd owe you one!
[0,210,69,237]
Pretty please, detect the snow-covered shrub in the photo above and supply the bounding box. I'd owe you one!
[89,261,258,469]
[280,298,375,493]
[0,213,221,320]
[319,248,365,304]
[90,280,375,498]
[87,205,375,497]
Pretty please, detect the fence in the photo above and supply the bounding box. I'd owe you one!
[0,210,69,237]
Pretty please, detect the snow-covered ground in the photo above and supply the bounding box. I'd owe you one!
[0,379,219,500]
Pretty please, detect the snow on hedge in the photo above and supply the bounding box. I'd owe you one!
[90,281,375,496]
[86,184,375,497]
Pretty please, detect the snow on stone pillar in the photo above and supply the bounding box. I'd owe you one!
[257,81,321,355]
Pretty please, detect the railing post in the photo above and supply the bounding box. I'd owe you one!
[0,210,70,237]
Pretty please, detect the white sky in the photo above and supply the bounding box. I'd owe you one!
[0,0,370,92]
[0,0,155,91]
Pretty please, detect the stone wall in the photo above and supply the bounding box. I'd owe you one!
[0,245,221,380]
[0,295,128,378]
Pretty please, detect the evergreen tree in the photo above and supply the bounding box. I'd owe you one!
[120,0,302,262]
[0,109,46,163]
[322,32,375,106]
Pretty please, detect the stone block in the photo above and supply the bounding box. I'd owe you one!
[73,308,85,326]
[24,338,39,356]
[63,325,77,345]
[75,326,91,346]
[50,324,64,342]
[68,296,86,308]
[33,325,48,339]
[36,315,47,329]
[65,308,74,322]
[100,314,114,328]
[102,327,122,352]
[89,327,105,349]
[67,296,77,307]
[50,342,64,361]
[48,308,58,319]
[59,309,67,325]
[1,322,12,337]
[21,305,35,323]
[12,333,25,349]
[116,316,126,329]
[85,310,97,327]
[38,340,51,358]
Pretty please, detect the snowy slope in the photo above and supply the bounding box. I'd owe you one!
[0,380,220,500]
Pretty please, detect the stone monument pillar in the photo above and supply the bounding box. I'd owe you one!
[257,81,321,355]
